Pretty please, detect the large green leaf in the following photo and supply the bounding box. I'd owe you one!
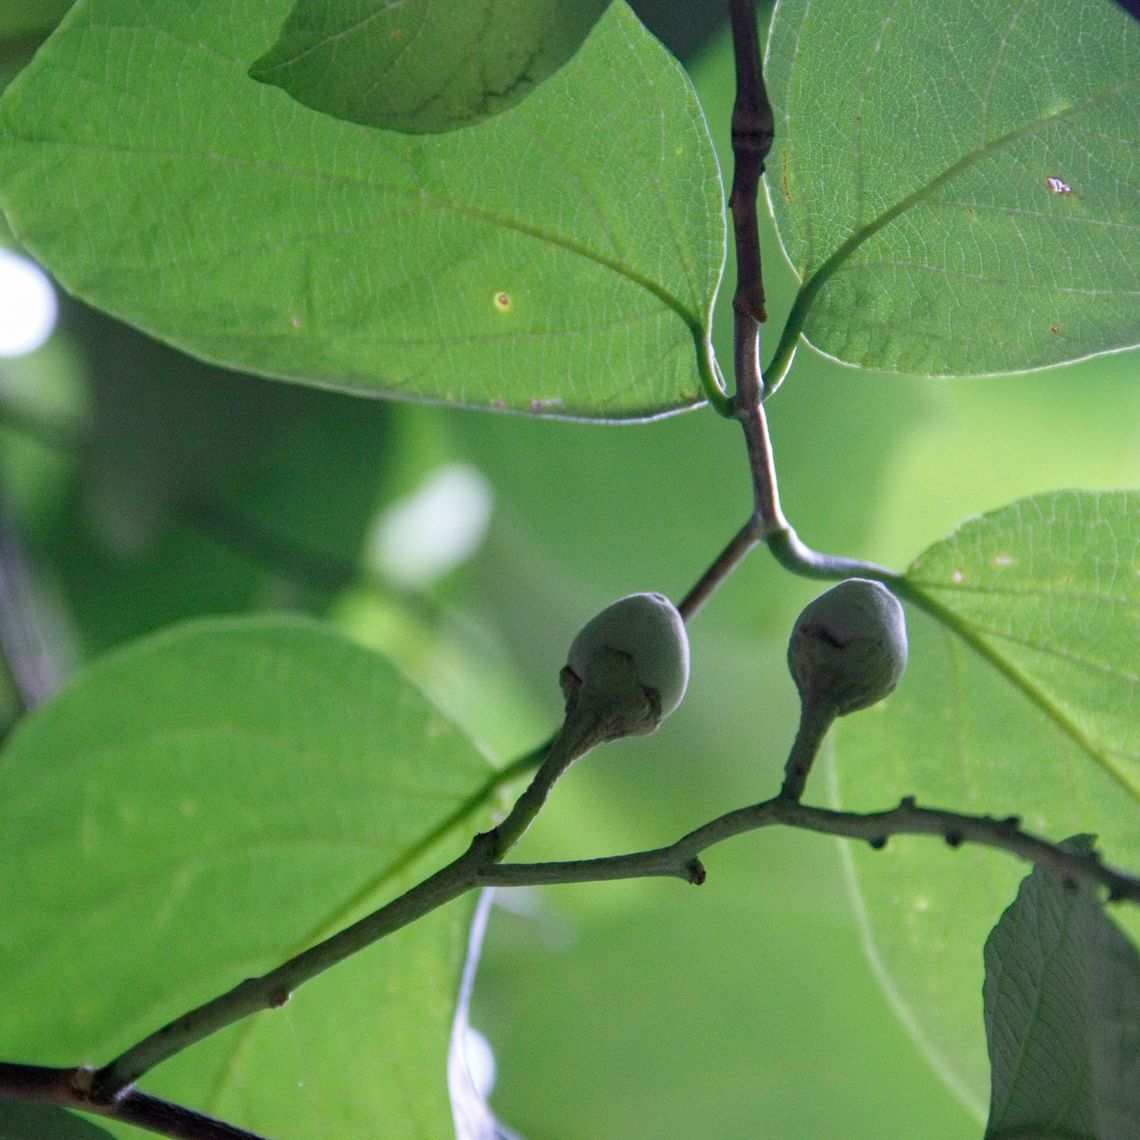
[0,1,723,420]
[830,490,1140,1115]
[983,838,1140,1140]
[0,617,499,1137]
[252,0,609,134]
[764,0,1140,376]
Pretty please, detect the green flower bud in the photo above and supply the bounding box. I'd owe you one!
[564,592,689,735]
[787,578,907,716]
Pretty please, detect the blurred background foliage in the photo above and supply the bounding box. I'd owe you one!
[1,2,1137,1137]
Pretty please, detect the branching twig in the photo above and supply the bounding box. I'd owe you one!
[85,710,1140,1107]
[11,680,1139,1132]
[476,794,1140,905]
[6,8,1132,1139]
[86,702,604,1103]
[679,1,895,620]
[679,360,898,623]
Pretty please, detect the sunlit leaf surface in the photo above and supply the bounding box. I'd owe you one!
[0,2,722,419]
[0,618,497,1137]
[765,0,1140,375]
[831,490,1140,1114]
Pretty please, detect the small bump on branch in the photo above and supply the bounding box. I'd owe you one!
[478,794,1140,907]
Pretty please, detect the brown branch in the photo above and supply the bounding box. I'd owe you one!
[678,1,780,620]
[728,0,775,418]
[476,795,1140,906]
[86,701,612,1102]
[0,1063,268,1140]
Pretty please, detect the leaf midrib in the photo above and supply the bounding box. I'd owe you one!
[901,582,1140,805]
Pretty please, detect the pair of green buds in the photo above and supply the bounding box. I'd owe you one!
[563,579,908,736]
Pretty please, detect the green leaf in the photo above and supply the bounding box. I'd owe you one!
[0,1,723,420]
[830,490,1140,1114]
[252,0,609,134]
[983,837,1140,1140]
[0,1102,113,1140]
[765,0,1140,376]
[0,617,499,1137]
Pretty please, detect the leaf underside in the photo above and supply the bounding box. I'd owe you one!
[0,617,498,1138]
[0,2,723,419]
[983,837,1140,1139]
[832,489,1140,1114]
[765,0,1140,376]
[252,0,610,134]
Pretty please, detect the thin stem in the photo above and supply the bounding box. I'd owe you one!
[477,795,1140,905]
[738,392,784,523]
[765,526,897,582]
[673,0,896,614]
[0,1062,267,1140]
[761,292,805,398]
[737,391,897,584]
[89,715,594,1102]
[482,703,598,857]
[90,862,478,1100]
[677,518,760,620]
[677,401,898,618]
[778,698,836,801]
